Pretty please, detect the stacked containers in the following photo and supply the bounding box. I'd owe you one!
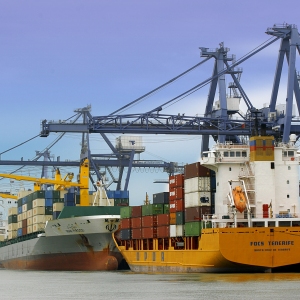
[8,207,18,239]
[184,163,211,236]
[120,206,132,240]
[169,174,185,237]
[107,190,129,207]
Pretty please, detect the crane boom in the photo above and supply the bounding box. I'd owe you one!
[0,193,18,200]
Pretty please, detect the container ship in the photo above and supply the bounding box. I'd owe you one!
[114,134,300,272]
[0,159,128,271]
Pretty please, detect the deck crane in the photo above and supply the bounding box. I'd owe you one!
[39,24,300,164]
[0,159,90,205]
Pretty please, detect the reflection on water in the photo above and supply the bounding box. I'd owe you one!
[1,270,300,300]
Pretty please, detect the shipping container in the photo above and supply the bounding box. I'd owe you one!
[45,198,53,207]
[131,217,142,228]
[120,206,132,219]
[17,198,22,208]
[8,231,17,239]
[32,223,45,232]
[169,187,184,201]
[169,224,184,237]
[184,177,211,193]
[18,206,22,215]
[184,191,211,208]
[53,211,61,219]
[22,204,27,212]
[120,218,131,229]
[131,228,142,239]
[8,214,17,224]
[142,227,157,239]
[114,198,129,206]
[33,198,45,208]
[17,221,22,229]
[184,162,210,179]
[53,198,64,203]
[157,214,169,226]
[120,229,131,240]
[153,192,169,204]
[53,202,64,212]
[27,209,32,219]
[17,228,22,237]
[169,174,184,189]
[185,206,211,222]
[27,225,33,234]
[22,219,27,228]
[32,191,45,200]
[184,221,202,236]
[142,204,164,216]
[169,199,184,213]
[17,214,22,222]
[142,215,157,228]
[27,201,33,210]
[157,225,170,238]
[176,212,185,225]
[22,211,27,220]
[22,197,28,205]
[27,217,33,226]
[8,223,18,231]
[131,206,142,218]
[164,204,170,214]
[33,215,53,224]
[169,212,176,225]
[8,207,18,215]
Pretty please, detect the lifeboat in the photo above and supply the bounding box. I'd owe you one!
[232,186,247,213]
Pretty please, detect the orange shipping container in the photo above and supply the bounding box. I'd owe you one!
[157,214,170,226]
[157,225,170,238]
[169,212,176,225]
[131,228,142,239]
[142,215,157,228]
[169,187,184,201]
[142,227,157,239]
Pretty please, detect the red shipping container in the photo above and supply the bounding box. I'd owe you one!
[169,174,184,189]
[185,206,211,222]
[169,200,176,213]
[22,219,27,228]
[131,206,142,217]
[121,218,131,229]
[142,215,157,228]
[132,228,142,239]
[184,162,210,179]
[131,217,142,228]
[142,227,157,239]
[175,199,184,212]
[169,187,184,201]
[169,212,176,225]
[157,214,170,226]
[157,225,170,238]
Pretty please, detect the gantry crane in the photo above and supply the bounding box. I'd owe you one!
[0,159,90,205]
[40,24,300,154]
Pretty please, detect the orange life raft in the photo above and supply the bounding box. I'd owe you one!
[232,186,247,213]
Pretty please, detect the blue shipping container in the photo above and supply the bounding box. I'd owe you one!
[45,190,54,199]
[17,228,23,237]
[18,206,22,214]
[45,198,53,207]
[53,211,61,219]
[22,197,28,205]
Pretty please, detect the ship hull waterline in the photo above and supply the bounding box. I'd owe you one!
[115,227,300,273]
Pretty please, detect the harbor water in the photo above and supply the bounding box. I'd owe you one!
[1,270,300,299]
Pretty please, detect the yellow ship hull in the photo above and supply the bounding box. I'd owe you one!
[115,227,300,273]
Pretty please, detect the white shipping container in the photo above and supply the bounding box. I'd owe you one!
[8,230,17,239]
[53,203,64,212]
[27,217,33,226]
[17,221,22,229]
[27,209,32,218]
[184,191,211,208]
[27,225,33,234]
[60,190,67,198]
[169,224,184,237]
[8,223,18,231]
[33,198,45,208]
[17,214,23,222]
[33,207,46,216]
[22,211,27,220]
[17,190,32,199]
[8,207,18,216]
[22,203,27,212]
[33,215,53,224]
[184,177,210,193]
[33,223,46,232]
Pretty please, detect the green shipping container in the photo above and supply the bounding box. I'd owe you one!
[120,206,132,219]
[176,212,185,225]
[8,214,18,224]
[114,198,129,205]
[184,221,202,237]
[27,201,33,210]
[45,207,53,215]
[52,191,61,198]
[58,206,122,219]
[142,204,164,216]
[32,191,45,200]
[53,198,64,203]
[164,204,170,214]
[17,198,22,207]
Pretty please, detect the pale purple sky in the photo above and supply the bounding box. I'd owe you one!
[0,0,299,203]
